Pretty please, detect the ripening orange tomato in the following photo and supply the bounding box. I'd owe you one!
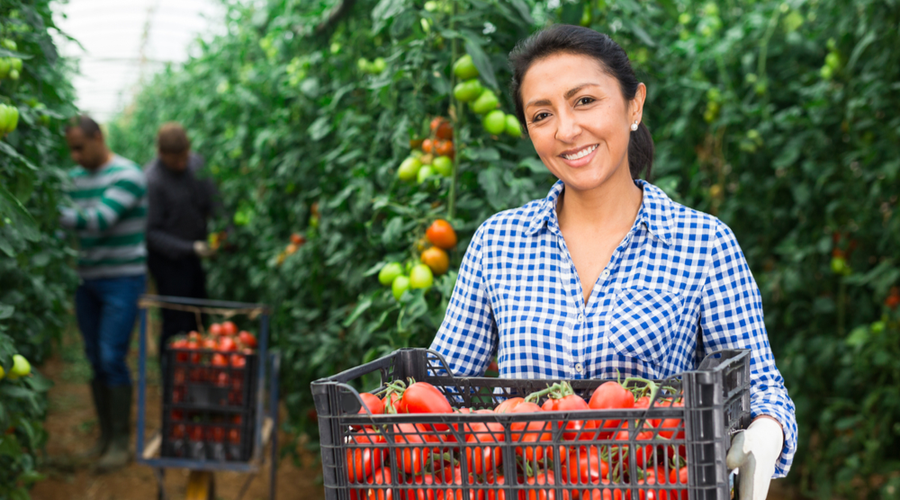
[426,220,457,250]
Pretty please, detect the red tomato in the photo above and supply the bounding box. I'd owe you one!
[425,220,458,250]
[238,330,258,348]
[585,382,635,437]
[400,382,453,431]
[610,430,655,469]
[218,336,237,352]
[359,393,385,416]
[509,402,552,462]
[464,419,504,476]
[422,139,434,154]
[383,392,403,414]
[541,383,591,440]
[666,467,688,500]
[393,423,428,475]
[563,446,609,491]
[228,428,241,444]
[485,473,508,500]
[519,471,570,500]
[188,425,203,442]
[347,428,386,484]
[221,321,238,336]
[211,353,228,366]
[202,337,218,350]
[434,140,454,158]
[230,353,247,368]
[366,466,398,500]
[439,465,483,500]
[171,423,185,439]
[655,399,684,439]
[494,397,526,414]
[188,330,201,341]
[208,323,223,336]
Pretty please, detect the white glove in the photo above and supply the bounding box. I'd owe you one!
[193,240,215,258]
[726,417,784,500]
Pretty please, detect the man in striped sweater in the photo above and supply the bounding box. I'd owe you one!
[60,115,146,472]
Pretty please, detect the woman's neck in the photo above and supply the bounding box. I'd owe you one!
[556,171,643,233]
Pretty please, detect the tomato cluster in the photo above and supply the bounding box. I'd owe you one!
[399,116,455,184]
[0,39,23,81]
[163,322,259,461]
[378,219,458,300]
[452,54,521,138]
[0,103,19,137]
[343,379,690,500]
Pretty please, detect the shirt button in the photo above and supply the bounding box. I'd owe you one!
[577,314,584,322]
[575,363,584,373]
[601,270,610,279]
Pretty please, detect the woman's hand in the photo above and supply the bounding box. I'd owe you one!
[726,416,784,500]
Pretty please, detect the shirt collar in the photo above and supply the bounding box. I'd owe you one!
[524,178,673,245]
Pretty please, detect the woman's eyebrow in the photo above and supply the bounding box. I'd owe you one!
[525,83,599,108]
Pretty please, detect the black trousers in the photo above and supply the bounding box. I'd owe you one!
[147,251,208,355]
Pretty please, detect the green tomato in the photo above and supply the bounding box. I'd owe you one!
[392,275,411,300]
[0,59,9,79]
[830,257,846,275]
[417,165,435,184]
[378,262,404,286]
[8,354,31,380]
[397,156,422,182]
[432,155,453,177]
[580,5,592,26]
[1,39,16,51]
[11,58,21,72]
[371,57,386,73]
[483,110,506,135]
[409,264,434,289]
[452,54,479,80]
[505,114,523,137]
[8,69,19,81]
[0,364,4,380]
[453,79,483,102]
[678,13,692,24]
[330,42,341,54]
[825,52,840,70]
[424,1,438,11]
[870,321,885,334]
[358,58,370,72]
[420,18,432,33]
[471,89,499,115]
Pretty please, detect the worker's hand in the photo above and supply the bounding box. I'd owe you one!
[726,416,784,500]
[193,240,215,258]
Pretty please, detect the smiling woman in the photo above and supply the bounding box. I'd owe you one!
[428,24,798,500]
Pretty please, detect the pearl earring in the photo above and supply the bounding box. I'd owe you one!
[630,121,639,131]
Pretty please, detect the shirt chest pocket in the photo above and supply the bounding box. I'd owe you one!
[606,288,684,368]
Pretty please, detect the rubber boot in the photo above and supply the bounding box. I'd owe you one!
[78,379,111,459]
[96,384,131,472]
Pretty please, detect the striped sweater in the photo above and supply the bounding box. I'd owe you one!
[60,155,148,279]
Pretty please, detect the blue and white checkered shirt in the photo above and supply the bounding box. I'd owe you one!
[430,179,798,477]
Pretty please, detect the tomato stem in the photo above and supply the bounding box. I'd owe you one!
[447,0,461,221]
[524,383,558,404]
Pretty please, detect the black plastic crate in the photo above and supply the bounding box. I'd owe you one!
[160,348,259,461]
[161,407,255,461]
[310,348,750,500]
[163,347,258,410]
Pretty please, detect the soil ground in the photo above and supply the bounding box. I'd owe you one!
[30,324,326,500]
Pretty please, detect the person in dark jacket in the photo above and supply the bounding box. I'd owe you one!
[145,123,218,352]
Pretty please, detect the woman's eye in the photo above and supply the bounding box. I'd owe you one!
[532,112,550,122]
[576,97,595,106]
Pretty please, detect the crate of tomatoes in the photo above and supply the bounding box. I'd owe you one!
[310,348,750,500]
[161,321,261,461]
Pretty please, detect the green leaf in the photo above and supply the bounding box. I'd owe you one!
[0,184,41,243]
[343,297,373,327]
[0,304,14,320]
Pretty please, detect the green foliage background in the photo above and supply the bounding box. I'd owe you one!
[106,0,900,497]
[0,0,78,497]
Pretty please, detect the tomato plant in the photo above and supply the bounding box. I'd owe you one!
[106,0,900,497]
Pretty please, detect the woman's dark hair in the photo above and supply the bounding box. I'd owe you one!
[509,24,653,180]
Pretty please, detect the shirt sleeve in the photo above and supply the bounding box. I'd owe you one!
[146,176,195,259]
[699,222,798,478]
[60,168,145,232]
[429,224,497,377]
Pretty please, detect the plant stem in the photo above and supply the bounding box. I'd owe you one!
[448,0,460,221]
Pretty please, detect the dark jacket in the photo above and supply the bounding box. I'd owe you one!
[145,153,219,260]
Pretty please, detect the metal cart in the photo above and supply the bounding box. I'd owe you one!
[135,295,280,500]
